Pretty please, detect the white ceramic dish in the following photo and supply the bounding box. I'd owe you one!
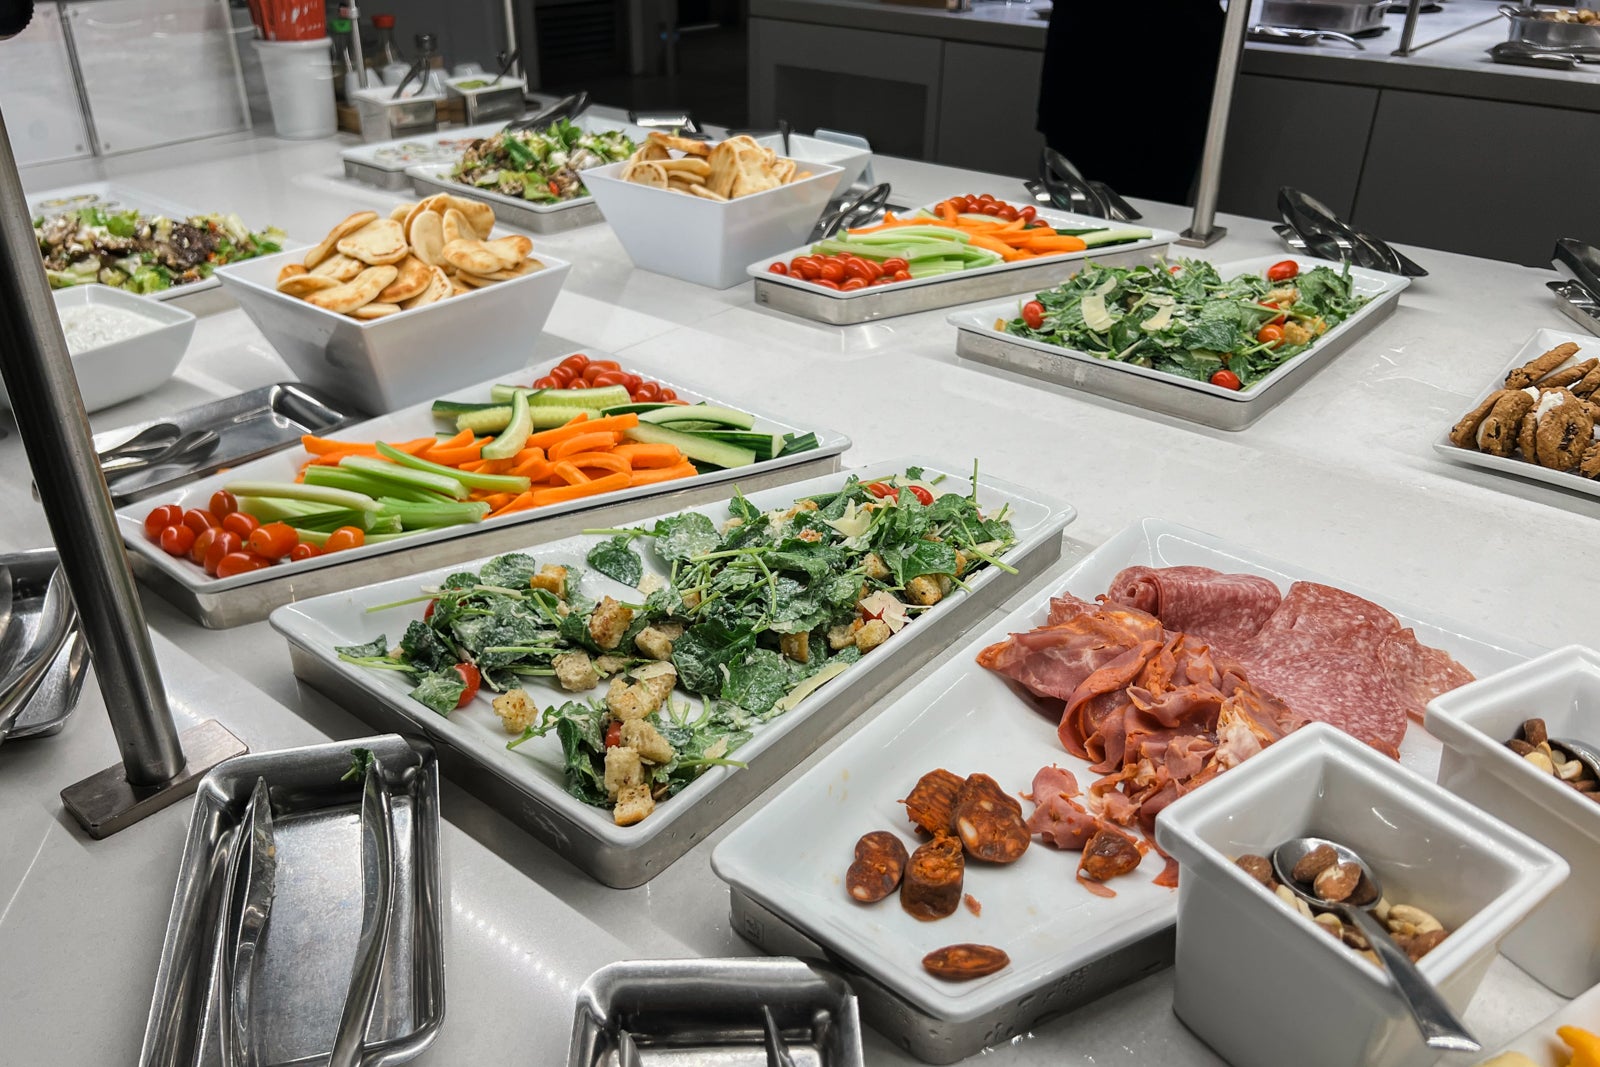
[711,518,1537,1059]
[1426,644,1600,997]
[1157,723,1566,1067]
[753,132,872,193]
[583,156,845,289]
[340,121,505,182]
[0,286,194,413]
[1483,978,1600,1065]
[269,458,1075,885]
[1433,328,1600,500]
[215,247,571,415]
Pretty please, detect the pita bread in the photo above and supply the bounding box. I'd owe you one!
[483,235,533,270]
[311,253,364,282]
[409,210,446,267]
[646,130,710,157]
[303,211,378,268]
[276,263,307,284]
[441,208,475,246]
[377,255,432,303]
[277,273,340,297]
[689,185,728,202]
[351,302,401,320]
[306,265,398,314]
[630,161,668,189]
[336,218,408,266]
[441,195,495,239]
[401,265,452,309]
[441,238,504,276]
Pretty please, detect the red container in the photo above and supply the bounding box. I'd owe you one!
[264,0,327,41]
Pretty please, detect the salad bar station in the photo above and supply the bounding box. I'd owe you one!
[3,77,1600,1067]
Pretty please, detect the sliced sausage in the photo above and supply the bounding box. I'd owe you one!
[902,768,964,836]
[922,943,1010,981]
[1078,827,1141,883]
[900,834,964,921]
[952,773,1030,864]
[846,830,909,903]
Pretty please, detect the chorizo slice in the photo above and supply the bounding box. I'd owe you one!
[922,943,1010,981]
[953,773,1030,864]
[1078,827,1141,883]
[902,768,964,836]
[900,834,964,921]
[846,830,909,903]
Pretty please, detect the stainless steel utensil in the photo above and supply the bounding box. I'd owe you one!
[507,90,591,133]
[97,422,181,461]
[778,118,792,157]
[1271,837,1479,1053]
[1489,39,1586,67]
[1553,238,1600,303]
[614,1029,644,1067]
[0,569,74,739]
[488,47,520,86]
[1279,187,1426,276]
[0,565,14,661]
[1553,736,1600,780]
[3,626,88,743]
[762,1005,799,1067]
[224,777,277,1067]
[811,182,892,240]
[1261,0,1390,33]
[1250,23,1368,47]
[329,757,397,1067]
[1038,148,1110,219]
[101,428,220,478]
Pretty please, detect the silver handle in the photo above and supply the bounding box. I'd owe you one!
[329,760,397,1067]
[1344,907,1479,1053]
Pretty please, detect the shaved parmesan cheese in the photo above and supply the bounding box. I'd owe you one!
[1082,294,1114,332]
[825,500,872,539]
[774,663,851,713]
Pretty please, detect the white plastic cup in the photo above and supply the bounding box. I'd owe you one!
[252,39,337,140]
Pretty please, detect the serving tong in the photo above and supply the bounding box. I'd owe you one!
[1548,237,1600,336]
[507,90,592,133]
[1027,147,1142,223]
[604,1006,805,1067]
[389,33,438,102]
[1249,24,1367,47]
[1276,186,1428,277]
[811,182,893,241]
[0,568,81,746]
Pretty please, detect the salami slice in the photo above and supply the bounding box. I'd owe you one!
[846,831,909,903]
[952,773,1030,864]
[901,769,964,836]
[1105,566,1282,647]
[901,835,964,921]
[1377,628,1476,719]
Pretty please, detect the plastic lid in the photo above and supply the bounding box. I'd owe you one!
[331,17,352,32]
[371,13,395,28]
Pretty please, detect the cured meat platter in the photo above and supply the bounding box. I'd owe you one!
[270,458,1076,888]
[711,518,1539,1064]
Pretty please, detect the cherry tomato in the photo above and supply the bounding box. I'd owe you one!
[453,662,482,708]
[908,485,934,506]
[590,360,621,371]
[1168,264,1183,274]
[202,531,242,576]
[549,365,577,386]
[591,370,629,388]
[844,259,875,282]
[290,542,322,562]
[865,481,897,500]
[1021,300,1046,330]
[190,526,222,565]
[1019,205,1037,223]
[1266,260,1300,283]
[892,269,912,282]
[840,278,868,292]
[635,381,661,402]
[216,551,270,579]
[221,511,259,538]
[768,262,788,275]
[998,205,1018,222]
[659,388,677,401]
[1210,369,1242,390]
[980,203,1002,216]
[559,354,589,372]
[979,193,996,203]
[623,373,642,391]
[1256,324,1285,347]
[159,524,196,558]
[324,526,366,553]
[144,504,183,542]
[814,278,841,291]
[208,491,238,517]
[1258,301,1286,327]
[247,521,298,561]
[605,720,623,748]
[532,376,558,389]
[872,276,895,285]
[577,364,603,385]
[880,257,909,275]
[818,260,845,283]
[548,180,562,197]
[182,508,219,534]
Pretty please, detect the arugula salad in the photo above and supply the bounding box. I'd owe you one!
[336,467,1018,826]
[1000,257,1368,390]
[449,119,635,203]
[35,205,283,295]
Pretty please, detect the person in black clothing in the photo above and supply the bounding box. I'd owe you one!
[1036,2,1226,206]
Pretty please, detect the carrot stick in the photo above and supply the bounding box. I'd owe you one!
[626,462,699,487]
[523,413,636,451]
[558,452,630,476]
[488,491,537,518]
[1020,234,1088,253]
[422,428,476,455]
[480,492,514,511]
[614,442,683,469]
[511,457,552,481]
[938,201,957,223]
[548,431,620,461]
[301,434,371,456]
[551,460,591,485]
[966,234,1015,257]
[529,472,630,507]
[513,446,546,464]
[307,448,375,467]
[424,442,484,467]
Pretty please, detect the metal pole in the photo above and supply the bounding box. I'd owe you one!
[501,0,520,79]
[1394,0,1423,56]
[1176,0,1252,248]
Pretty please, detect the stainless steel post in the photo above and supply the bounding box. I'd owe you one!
[501,0,520,79]
[1176,0,1252,248]
[1394,0,1424,56]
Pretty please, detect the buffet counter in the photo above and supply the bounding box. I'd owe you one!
[0,118,1594,1063]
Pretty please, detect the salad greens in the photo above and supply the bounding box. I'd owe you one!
[35,205,283,294]
[335,468,1018,825]
[450,119,635,203]
[1002,257,1369,389]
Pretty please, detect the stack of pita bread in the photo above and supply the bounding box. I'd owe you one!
[619,132,812,202]
[275,194,545,319]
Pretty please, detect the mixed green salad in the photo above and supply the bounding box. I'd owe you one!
[36,205,283,294]
[336,467,1017,825]
[1000,257,1369,390]
[450,119,635,203]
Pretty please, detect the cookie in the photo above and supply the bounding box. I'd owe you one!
[1478,389,1534,457]
[1507,342,1580,389]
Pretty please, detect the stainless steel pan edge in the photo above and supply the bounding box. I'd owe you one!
[136,452,843,629]
[281,521,1065,888]
[728,889,1173,1065]
[344,159,419,191]
[407,168,605,234]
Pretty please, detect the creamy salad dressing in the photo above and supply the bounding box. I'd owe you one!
[58,304,162,354]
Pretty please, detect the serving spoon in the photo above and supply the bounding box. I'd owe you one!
[1271,837,1479,1054]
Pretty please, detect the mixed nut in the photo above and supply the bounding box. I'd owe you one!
[1235,846,1451,966]
[1504,717,1600,802]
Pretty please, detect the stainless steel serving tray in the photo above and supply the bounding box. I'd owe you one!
[340,122,506,190]
[117,356,848,628]
[1260,0,1389,33]
[0,547,79,741]
[138,734,444,1067]
[1549,278,1600,335]
[96,382,356,506]
[748,200,1176,326]
[269,457,1075,888]
[950,254,1409,431]
[1502,5,1600,51]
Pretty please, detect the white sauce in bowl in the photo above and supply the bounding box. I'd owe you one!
[58,304,163,354]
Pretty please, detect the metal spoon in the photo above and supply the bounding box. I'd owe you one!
[2,626,87,742]
[97,421,181,461]
[102,428,220,477]
[1272,837,1479,1053]
[778,118,792,157]
[1553,737,1600,780]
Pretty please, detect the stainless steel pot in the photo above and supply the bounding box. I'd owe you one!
[1259,0,1390,34]
[1501,6,1600,50]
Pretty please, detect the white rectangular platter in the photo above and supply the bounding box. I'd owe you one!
[116,353,849,628]
[270,458,1076,888]
[950,255,1409,430]
[339,121,507,189]
[747,199,1176,326]
[712,517,1539,1063]
[1433,327,1600,500]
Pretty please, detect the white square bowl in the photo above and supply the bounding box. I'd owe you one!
[1155,723,1567,1067]
[0,285,195,413]
[754,132,871,192]
[1425,644,1600,996]
[581,157,844,289]
[215,247,571,415]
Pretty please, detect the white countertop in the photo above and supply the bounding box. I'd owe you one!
[1,117,1593,1064]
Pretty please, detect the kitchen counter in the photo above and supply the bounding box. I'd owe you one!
[0,120,1593,1064]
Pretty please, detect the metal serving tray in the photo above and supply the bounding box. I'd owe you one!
[748,200,1176,326]
[1260,0,1389,33]
[712,518,1536,1064]
[117,355,848,628]
[0,547,82,742]
[340,122,506,190]
[269,457,1075,888]
[1550,278,1600,335]
[138,734,444,1067]
[96,382,356,506]
[950,254,1409,431]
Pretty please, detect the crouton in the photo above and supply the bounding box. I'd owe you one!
[904,576,944,606]
[595,654,629,677]
[796,528,822,543]
[637,572,665,596]
[954,550,969,576]
[491,689,538,734]
[779,630,810,664]
[603,745,643,797]
[855,619,891,653]
[632,660,677,705]
[528,563,568,598]
[862,552,891,581]
[551,651,599,692]
[680,588,702,610]
[936,574,952,595]
[1283,320,1314,345]
[720,516,745,535]
[588,595,634,650]
[613,783,655,826]
[634,625,677,661]
[621,719,675,764]
[606,664,676,721]
[828,620,862,650]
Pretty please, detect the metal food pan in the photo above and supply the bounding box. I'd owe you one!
[138,734,443,1067]
[1503,6,1600,50]
[407,164,605,234]
[1549,279,1600,336]
[344,158,421,191]
[1260,0,1389,32]
[951,254,1408,431]
[339,122,506,190]
[271,458,1075,888]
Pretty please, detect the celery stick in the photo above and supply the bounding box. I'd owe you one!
[340,455,470,500]
[374,441,531,494]
[303,465,450,504]
[379,498,490,529]
[223,480,380,512]
[295,528,410,547]
[235,497,342,523]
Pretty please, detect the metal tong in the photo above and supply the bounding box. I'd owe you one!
[0,569,77,743]
[607,1004,800,1066]
[389,33,437,101]
[1549,238,1600,336]
[506,90,591,133]
[218,777,277,1067]
[488,47,521,86]
[811,182,892,241]
[1028,147,1142,222]
[1248,24,1367,48]
[329,758,398,1067]
[1277,186,1428,277]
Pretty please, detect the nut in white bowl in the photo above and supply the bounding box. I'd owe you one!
[1425,644,1600,997]
[1154,723,1566,1067]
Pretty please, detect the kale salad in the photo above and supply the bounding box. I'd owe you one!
[337,467,1018,826]
[1000,257,1369,390]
